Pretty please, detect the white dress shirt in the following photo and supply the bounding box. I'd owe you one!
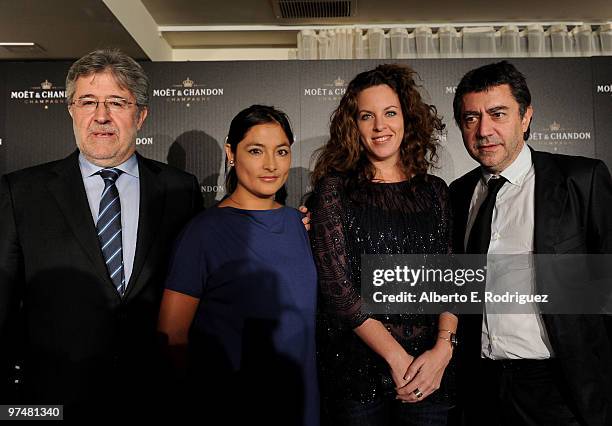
[465,143,554,360]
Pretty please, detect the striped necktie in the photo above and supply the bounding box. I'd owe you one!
[96,168,125,296]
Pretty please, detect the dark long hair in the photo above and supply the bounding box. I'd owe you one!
[225,104,294,204]
[311,63,444,189]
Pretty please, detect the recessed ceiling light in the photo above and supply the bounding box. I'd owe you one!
[0,43,46,53]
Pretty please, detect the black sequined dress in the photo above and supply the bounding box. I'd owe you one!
[309,173,455,406]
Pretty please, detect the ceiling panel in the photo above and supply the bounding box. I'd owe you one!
[1,0,610,60]
[143,0,612,25]
[0,0,147,60]
[163,30,298,48]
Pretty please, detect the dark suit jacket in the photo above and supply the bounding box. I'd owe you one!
[0,151,202,417]
[449,148,612,426]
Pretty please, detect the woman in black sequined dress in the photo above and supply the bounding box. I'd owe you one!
[308,64,457,425]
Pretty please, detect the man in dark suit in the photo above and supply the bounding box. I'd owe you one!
[449,61,612,425]
[0,49,202,418]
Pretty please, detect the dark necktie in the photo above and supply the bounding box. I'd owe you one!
[466,176,507,254]
[96,168,125,296]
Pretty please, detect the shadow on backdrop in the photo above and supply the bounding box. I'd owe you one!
[167,130,223,208]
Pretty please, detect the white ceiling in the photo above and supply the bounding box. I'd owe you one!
[1,0,611,60]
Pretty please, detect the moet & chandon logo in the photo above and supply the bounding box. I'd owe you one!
[152,77,224,107]
[136,137,154,145]
[596,83,612,94]
[529,121,591,149]
[303,76,347,101]
[9,80,66,109]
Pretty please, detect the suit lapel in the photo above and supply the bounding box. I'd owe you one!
[46,151,113,287]
[531,152,574,375]
[532,149,568,254]
[124,154,165,299]
[451,167,481,254]
[450,167,484,359]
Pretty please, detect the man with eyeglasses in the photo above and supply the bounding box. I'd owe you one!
[0,49,203,418]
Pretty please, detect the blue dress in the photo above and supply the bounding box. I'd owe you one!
[165,205,319,426]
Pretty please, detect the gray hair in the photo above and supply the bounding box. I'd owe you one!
[65,48,149,108]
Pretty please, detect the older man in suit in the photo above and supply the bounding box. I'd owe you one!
[0,49,202,418]
[449,61,612,425]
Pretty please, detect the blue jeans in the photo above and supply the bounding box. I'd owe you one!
[323,395,452,426]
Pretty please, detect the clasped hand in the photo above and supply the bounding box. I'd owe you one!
[392,342,452,403]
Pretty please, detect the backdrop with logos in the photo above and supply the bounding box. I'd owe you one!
[1,57,610,207]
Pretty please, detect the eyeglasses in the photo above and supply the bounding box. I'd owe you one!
[70,97,138,113]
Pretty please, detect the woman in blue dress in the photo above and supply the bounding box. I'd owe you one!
[158,105,319,425]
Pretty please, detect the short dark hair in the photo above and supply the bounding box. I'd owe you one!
[66,48,149,109]
[225,104,294,204]
[453,61,532,140]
